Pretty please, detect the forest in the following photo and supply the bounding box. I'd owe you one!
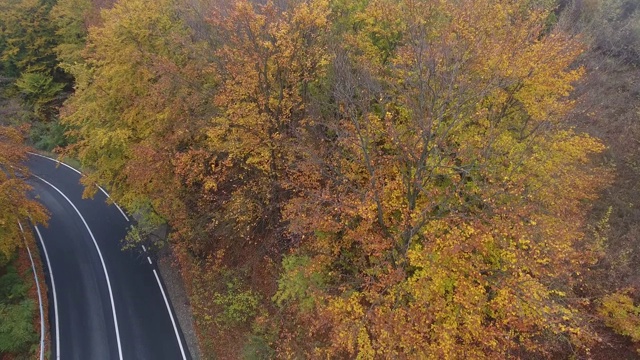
[1,0,640,358]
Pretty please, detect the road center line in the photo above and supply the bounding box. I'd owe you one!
[33,174,124,360]
[152,269,187,360]
[34,225,59,360]
[147,257,152,265]
[20,222,46,360]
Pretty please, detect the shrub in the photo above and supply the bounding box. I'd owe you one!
[0,266,37,355]
[0,265,27,303]
[242,334,275,360]
[599,291,640,344]
[273,255,326,312]
[29,120,68,151]
[213,277,260,328]
[0,300,37,353]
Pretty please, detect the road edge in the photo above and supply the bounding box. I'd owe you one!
[19,221,50,360]
[29,151,203,360]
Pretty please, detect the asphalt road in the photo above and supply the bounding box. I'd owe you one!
[27,154,190,360]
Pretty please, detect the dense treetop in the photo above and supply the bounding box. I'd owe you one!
[2,0,639,358]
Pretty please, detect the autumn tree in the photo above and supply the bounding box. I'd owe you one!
[0,126,47,265]
[55,0,617,357]
[0,0,57,77]
[51,0,123,80]
[0,0,70,121]
[0,127,47,357]
[49,0,93,80]
[61,0,216,243]
[275,0,611,357]
[190,0,330,251]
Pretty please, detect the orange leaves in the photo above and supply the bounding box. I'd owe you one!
[200,0,333,248]
[0,126,48,263]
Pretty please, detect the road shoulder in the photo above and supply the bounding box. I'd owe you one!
[157,247,203,360]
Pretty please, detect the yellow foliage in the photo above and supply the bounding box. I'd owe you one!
[58,0,615,357]
[280,0,611,358]
[600,291,640,345]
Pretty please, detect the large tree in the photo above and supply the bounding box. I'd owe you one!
[0,0,66,121]
[0,0,57,77]
[194,0,330,250]
[275,0,610,357]
[61,0,215,242]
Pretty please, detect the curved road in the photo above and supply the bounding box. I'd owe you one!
[27,154,190,360]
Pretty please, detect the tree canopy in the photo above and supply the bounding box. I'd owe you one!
[7,0,627,357]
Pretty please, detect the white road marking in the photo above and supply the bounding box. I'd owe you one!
[141,245,147,252]
[33,175,124,360]
[113,204,129,222]
[34,226,59,360]
[97,186,130,222]
[97,186,108,197]
[152,269,187,360]
[28,152,130,222]
[19,222,46,360]
[147,257,152,265]
[28,152,81,175]
[30,152,187,358]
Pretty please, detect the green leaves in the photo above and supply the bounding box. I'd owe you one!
[213,277,260,328]
[0,265,37,355]
[50,0,92,78]
[0,0,58,77]
[273,255,326,311]
[599,291,640,343]
[0,299,36,354]
[15,71,64,119]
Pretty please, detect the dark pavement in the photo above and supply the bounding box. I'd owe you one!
[27,154,190,360]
